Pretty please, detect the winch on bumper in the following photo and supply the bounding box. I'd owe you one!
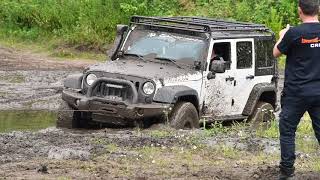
[62,78,171,123]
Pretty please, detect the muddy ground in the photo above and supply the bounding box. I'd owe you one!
[1,127,319,180]
[0,46,93,110]
[0,45,319,179]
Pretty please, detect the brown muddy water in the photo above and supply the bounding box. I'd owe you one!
[0,111,56,133]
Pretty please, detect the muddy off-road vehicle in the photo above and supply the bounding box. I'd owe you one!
[57,16,278,129]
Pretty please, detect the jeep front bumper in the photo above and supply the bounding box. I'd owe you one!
[62,89,171,123]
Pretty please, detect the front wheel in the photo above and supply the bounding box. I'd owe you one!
[248,101,275,130]
[56,101,90,129]
[56,101,75,129]
[169,102,200,129]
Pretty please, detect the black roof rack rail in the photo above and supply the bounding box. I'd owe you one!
[131,16,211,33]
[162,16,270,32]
[131,16,271,33]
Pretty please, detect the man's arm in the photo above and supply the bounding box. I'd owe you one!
[273,25,291,58]
[273,39,284,58]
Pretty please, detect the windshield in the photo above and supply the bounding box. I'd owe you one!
[123,29,207,62]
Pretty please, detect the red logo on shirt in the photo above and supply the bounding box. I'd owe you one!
[301,37,320,44]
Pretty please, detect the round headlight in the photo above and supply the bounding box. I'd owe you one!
[86,74,97,86]
[143,82,155,95]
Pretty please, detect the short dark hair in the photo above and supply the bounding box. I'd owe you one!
[299,0,319,16]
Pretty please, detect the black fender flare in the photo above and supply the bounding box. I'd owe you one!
[64,74,83,89]
[153,85,199,105]
[242,83,277,116]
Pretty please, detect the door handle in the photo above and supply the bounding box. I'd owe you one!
[246,75,254,80]
[226,77,235,81]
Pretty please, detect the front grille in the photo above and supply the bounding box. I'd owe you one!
[92,82,134,102]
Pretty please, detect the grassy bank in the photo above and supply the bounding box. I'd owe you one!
[0,0,299,55]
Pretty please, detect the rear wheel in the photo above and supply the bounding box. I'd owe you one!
[248,101,275,130]
[169,102,199,129]
[56,101,90,129]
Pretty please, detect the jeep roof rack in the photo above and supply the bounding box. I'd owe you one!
[131,16,211,33]
[164,16,270,32]
[131,16,271,34]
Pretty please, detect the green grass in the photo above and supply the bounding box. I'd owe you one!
[0,32,106,61]
[105,144,120,153]
[217,145,241,159]
[91,138,108,146]
[257,114,316,139]
[256,120,279,139]
[256,113,319,158]
[148,129,175,138]
[203,122,231,136]
[297,114,315,137]
[296,138,319,154]
[203,121,245,136]
[57,177,72,180]
[0,0,299,55]
[312,158,320,172]
[49,49,106,61]
[278,56,286,70]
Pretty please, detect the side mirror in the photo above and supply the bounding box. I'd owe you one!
[210,60,226,73]
[108,25,129,60]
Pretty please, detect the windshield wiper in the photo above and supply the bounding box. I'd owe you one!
[123,53,146,62]
[155,57,183,69]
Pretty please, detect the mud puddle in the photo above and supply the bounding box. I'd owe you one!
[0,110,56,133]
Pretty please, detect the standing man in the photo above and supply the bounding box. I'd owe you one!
[273,0,320,179]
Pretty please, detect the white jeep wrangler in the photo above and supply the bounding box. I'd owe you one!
[58,16,278,129]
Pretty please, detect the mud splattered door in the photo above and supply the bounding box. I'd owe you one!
[203,40,235,117]
[230,39,255,115]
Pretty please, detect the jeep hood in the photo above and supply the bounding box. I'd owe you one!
[88,59,202,83]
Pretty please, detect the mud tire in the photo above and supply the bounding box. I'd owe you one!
[56,101,75,129]
[56,101,91,129]
[169,102,199,129]
[248,101,275,130]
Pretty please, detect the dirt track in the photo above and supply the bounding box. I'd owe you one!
[0,45,319,179]
[0,46,94,110]
[1,127,319,179]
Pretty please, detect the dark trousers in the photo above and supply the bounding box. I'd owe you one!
[279,95,320,168]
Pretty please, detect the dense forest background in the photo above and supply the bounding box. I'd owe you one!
[0,0,300,51]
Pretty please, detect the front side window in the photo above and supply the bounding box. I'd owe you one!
[123,29,207,62]
[236,41,253,69]
[212,42,232,70]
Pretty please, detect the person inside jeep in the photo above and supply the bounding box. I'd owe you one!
[210,42,231,70]
[210,46,225,71]
[211,48,224,61]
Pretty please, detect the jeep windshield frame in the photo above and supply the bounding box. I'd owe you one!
[121,26,209,65]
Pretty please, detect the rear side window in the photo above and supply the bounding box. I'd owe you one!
[255,39,275,76]
[236,41,253,69]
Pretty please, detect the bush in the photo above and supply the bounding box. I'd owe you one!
[0,0,301,51]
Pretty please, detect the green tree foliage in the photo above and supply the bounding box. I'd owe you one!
[0,0,301,50]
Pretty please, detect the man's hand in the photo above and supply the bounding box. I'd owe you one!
[273,24,290,58]
[279,24,290,39]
